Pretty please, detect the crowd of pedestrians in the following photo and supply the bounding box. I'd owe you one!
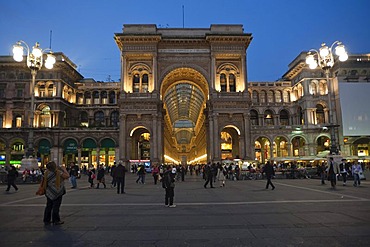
[2,157,367,227]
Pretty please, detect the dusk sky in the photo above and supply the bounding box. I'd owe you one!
[1,0,369,82]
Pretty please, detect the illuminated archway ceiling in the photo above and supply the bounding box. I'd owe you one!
[164,82,205,144]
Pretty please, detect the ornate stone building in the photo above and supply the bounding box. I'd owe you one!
[0,24,369,168]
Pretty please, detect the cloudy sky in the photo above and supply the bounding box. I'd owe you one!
[1,0,369,82]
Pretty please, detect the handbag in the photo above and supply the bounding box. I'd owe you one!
[358,172,365,180]
[36,177,46,195]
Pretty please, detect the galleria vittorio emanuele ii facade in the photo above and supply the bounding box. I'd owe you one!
[0,24,369,169]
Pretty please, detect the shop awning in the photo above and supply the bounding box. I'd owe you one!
[38,139,51,154]
[64,139,78,154]
[101,138,115,148]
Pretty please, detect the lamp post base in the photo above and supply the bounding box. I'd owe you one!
[20,157,38,171]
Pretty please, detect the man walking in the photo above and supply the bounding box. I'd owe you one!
[113,161,127,194]
[69,162,79,189]
[339,159,349,186]
[327,157,340,189]
[204,162,214,188]
[263,161,275,190]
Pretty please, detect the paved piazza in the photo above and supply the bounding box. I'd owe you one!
[1,173,369,247]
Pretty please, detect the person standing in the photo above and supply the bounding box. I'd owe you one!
[110,162,117,188]
[5,165,19,192]
[339,159,349,186]
[96,164,106,189]
[113,161,127,194]
[163,166,176,207]
[352,162,363,187]
[69,162,79,189]
[263,161,275,190]
[136,164,145,184]
[87,168,95,188]
[317,162,326,185]
[151,164,159,184]
[204,162,214,188]
[327,157,340,189]
[216,163,226,187]
[41,161,69,225]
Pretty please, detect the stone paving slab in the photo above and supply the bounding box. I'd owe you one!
[1,173,369,246]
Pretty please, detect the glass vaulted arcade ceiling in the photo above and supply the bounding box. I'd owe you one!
[163,82,205,146]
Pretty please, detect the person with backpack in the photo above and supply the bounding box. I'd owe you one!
[162,166,176,207]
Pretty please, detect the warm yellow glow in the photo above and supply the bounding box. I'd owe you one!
[164,155,179,164]
[188,154,207,164]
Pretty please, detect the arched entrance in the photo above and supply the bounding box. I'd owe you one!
[160,67,209,165]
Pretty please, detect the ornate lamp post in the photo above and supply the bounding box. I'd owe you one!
[305,41,348,155]
[12,41,56,159]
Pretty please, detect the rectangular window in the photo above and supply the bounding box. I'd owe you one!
[17,89,23,98]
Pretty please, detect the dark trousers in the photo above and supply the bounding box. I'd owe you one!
[43,196,63,223]
[204,175,213,188]
[265,176,275,189]
[165,187,174,205]
[6,179,18,191]
[153,174,158,184]
[328,173,337,187]
[116,177,125,194]
[341,172,347,183]
[111,177,116,187]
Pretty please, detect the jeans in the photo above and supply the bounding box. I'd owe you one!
[353,174,361,186]
[70,175,77,188]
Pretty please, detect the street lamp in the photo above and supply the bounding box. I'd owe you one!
[305,41,348,155]
[12,41,56,158]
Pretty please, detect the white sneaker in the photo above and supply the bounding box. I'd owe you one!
[169,205,176,208]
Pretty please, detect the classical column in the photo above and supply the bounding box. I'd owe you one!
[152,114,158,162]
[96,147,100,166]
[243,113,251,159]
[207,113,214,161]
[77,148,82,167]
[119,114,127,161]
[213,113,219,161]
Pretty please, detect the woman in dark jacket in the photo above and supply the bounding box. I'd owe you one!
[6,166,19,192]
[263,161,275,190]
[96,165,106,189]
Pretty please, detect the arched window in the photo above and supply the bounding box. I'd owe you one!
[275,90,282,103]
[109,91,116,104]
[316,104,325,124]
[40,106,51,128]
[264,110,274,126]
[39,84,46,97]
[220,74,227,92]
[283,90,290,102]
[94,111,105,126]
[101,91,108,104]
[310,81,318,95]
[298,106,304,125]
[142,74,149,93]
[229,74,236,92]
[279,110,289,126]
[47,84,54,97]
[267,90,274,103]
[260,90,266,103]
[80,111,89,127]
[250,110,259,125]
[110,111,119,127]
[77,92,84,105]
[14,115,22,128]
[319,81,327,95]
[84,91,92,104]
[252,90,259,103]
[133,74,140,92]
[93,91,100,104]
